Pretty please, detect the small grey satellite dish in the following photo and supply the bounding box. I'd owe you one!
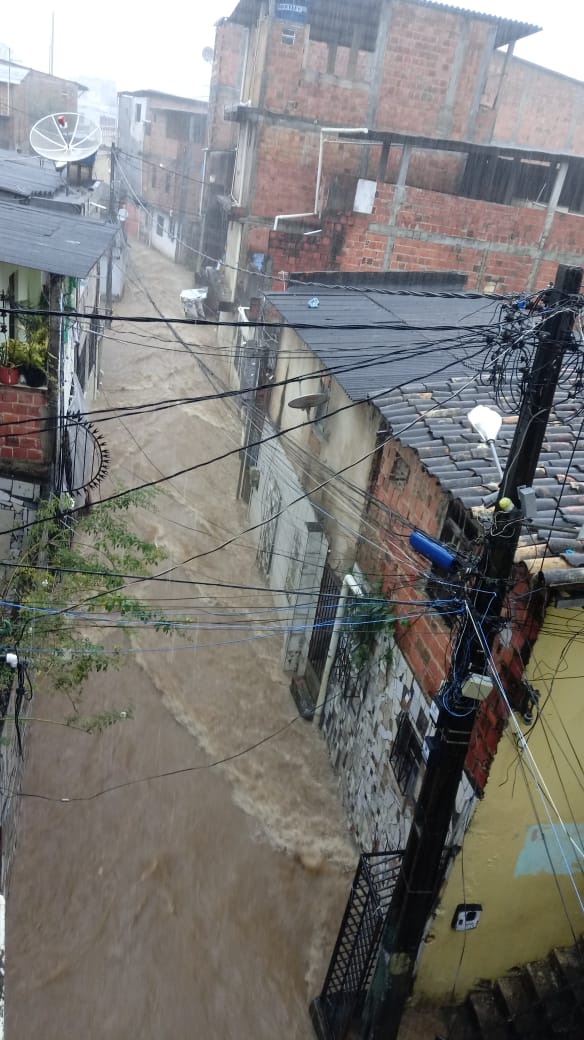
[202,47,214,64]
[29,112,102,162]
[288,392,329,414]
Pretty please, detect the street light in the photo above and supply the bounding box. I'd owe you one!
[468,404,503,479]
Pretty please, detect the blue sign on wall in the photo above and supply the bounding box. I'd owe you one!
[276,2,308,24]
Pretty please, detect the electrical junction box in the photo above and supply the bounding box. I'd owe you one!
[452,904,482,932]
[518,485,537,521]
[462,674,492,702]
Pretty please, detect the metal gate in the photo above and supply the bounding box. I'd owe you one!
[310,852,404,1040]
[307,563,341,682]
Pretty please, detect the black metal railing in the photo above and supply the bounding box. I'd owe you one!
[310,851,404,1040]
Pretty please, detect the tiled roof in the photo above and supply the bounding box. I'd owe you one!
[267,284,584,558]
[370,376,584,556]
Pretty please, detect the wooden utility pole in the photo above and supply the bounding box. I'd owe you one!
[361,263,583,1039]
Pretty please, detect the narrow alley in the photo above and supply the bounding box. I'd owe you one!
[6,242,358,1039]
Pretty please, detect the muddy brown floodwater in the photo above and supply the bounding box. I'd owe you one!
[6,243,357,1039]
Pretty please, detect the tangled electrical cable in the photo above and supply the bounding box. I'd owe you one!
[480,296,584,411]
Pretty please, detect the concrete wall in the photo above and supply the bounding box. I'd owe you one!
[267,326,381,573]
[322,635,428,851]
[149,208,177,262]
[248,421,328,675]
[414,604,584,1001]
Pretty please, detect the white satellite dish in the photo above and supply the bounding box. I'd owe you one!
[29,112,102,162]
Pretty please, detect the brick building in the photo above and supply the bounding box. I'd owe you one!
[117,90,207,264]
[202,0,584,303]
[0,54,82,153]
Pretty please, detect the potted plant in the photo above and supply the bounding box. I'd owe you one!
[10,332,48,387]
[12,295,49,387]
[0,340,19,385]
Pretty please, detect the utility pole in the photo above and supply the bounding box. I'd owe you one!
[361,263,583,1040]
[105,143,117,326]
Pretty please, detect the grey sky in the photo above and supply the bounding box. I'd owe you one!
[1,0,582,101]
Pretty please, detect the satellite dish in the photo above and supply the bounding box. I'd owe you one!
[29,112,102,162]
[288,392,329,414]
[202,46,214,64]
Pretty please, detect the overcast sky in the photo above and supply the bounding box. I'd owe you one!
[0,0,581,101]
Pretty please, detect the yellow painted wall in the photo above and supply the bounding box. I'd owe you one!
[413,605,584,1002]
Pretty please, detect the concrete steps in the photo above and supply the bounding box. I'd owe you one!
[446,939,584,1039]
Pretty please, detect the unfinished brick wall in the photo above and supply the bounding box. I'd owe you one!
[0,388,49,471]
[209,20,246,152]
[485,53,584,154]
[262,179,584,293]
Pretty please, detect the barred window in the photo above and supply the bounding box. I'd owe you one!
[390,713,423,797]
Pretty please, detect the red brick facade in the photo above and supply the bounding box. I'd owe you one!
[362,440,545,794]
[0,387,49,472]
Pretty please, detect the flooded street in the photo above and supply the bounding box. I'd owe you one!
[6,243,357,1039]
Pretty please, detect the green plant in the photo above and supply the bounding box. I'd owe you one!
[1,488,187,727]
[345,582,396,673]
[10,292,49,371]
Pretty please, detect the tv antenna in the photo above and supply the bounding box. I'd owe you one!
[29,112,102,163]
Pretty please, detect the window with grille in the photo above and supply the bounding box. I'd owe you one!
[390,713,423,797]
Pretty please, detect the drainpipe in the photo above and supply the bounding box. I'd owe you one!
[318,572,363,726]
[273,127,368,230]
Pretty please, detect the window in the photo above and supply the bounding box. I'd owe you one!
[281,28,296,45]
[135,103,142,123]
[390,713,423,797]
[156,215,164,237]
[166,110,189,140]
[165,171,171,193]
[151,168,157,188]
[169,218,176,239]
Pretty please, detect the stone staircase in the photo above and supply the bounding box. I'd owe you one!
[445,941,584,1039]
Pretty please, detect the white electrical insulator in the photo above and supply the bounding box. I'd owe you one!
[5,653,18,669]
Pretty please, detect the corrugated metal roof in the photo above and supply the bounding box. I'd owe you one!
[266,285,499,386]
[0,156,63,199]
[228,0,539,46]
[0,201,117,277]
[267,285,584,546]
